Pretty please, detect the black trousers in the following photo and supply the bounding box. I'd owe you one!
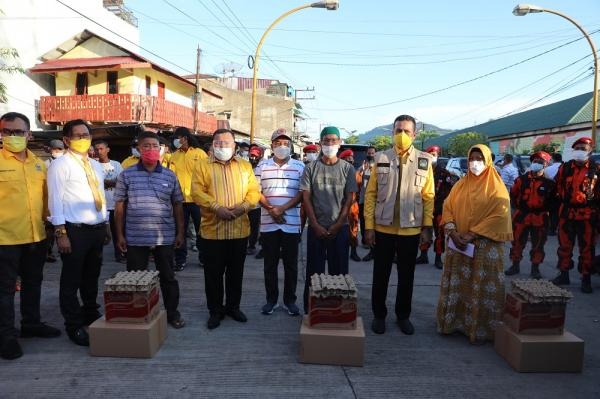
[0,240,47,338]
[261,230,300,306]
[248,208,261,249]
[108,210,124,260]
[202,238,248,316]
[175,202,201,265]
[59,224,104,331]
[126,245,181,322]
[371,232,419,320]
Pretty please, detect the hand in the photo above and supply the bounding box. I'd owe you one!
[57,235,72,254]
[116,236,128,253]
[227,205,246,218]
[216,206,236,220]
[268,205,284,218]
[174,233,185,249]
[327,222,342,238]
[364,229,375,246]
[449,231,468,251]
[104,226,112,245]
[420,226,433,245]
[312,223,329,239]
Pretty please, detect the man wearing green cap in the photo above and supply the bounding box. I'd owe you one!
[300,126,358,313]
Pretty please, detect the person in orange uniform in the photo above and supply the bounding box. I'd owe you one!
[339,149,361,261]
[0,112,61,360]
[169,127,208,271]
[415,145,458,269]
[552,137,600,293]
[504,151,556,279]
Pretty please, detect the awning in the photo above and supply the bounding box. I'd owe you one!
[30,56,151,73]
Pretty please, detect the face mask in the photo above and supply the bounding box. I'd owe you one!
[306,153,318,162]
[431,156,438,165]
[132,148,140,158]
[240,150,249,160]
[572,150,589,162]
[173,138,182,149]
[69,138,92,154]
[214,147,234,161]
[393,132,413,151]
[159,146,166,157]
[366,155,374,162]
[51,151,64,159]
[273,146,290,160]
[321,145,339,158]
[469,160,486,176]
[2,136,27,153]
[141,148,161,163]
[530,163,544,173]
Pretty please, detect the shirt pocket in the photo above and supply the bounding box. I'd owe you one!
[154,182,173,202]
[415,169,427,188]
[377,166,390,185]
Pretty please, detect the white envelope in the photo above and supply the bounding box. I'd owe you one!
[448,237,475,258]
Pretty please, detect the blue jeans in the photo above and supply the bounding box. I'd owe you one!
[175,202,201,266]
[303,224,350,312]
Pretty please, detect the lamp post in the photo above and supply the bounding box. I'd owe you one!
[250,1,339,144]
[513,4,599,150]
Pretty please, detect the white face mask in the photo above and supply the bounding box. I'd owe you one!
[214,147,234,161]
[469,160,486,176]
[572,150,589,162]
[159,146,166,157]
[431,156,438,165]
[240,150,249,160]
[305,153,318,162]
[51,151,64,159]
[273,146,290,160]
[321,145,339,158]
[173,138,182,149]
[132,148,140,158]
[530,163,544,173]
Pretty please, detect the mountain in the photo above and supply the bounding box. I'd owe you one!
[356,122,454,144]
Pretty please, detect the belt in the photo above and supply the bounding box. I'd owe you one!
[66,222,107,230]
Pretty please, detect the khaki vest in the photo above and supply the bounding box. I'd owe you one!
[373,147,432,227]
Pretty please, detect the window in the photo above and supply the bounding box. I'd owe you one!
[145,76,151,95]
[157,81,165,99]
[75,72,88,95]
[107,71,118,94]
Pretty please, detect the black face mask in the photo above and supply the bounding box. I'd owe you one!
[366,155,374,162]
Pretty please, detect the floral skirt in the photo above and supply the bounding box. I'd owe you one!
[436,237,505,343]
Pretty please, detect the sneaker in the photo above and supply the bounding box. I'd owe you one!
[0,337,23,360]
[20,323,61,338]
[261,302,279,315]
[551,271,570,286]
[362,251,374,262]
[283,303,300,316]
[581,275,593,294]
[168,317,186,329]
[173,263,186,272]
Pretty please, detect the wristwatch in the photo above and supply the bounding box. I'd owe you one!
[54,227,67,238]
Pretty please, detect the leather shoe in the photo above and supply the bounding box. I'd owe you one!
[398,318,414,335]
[67,327,90,346]
[362,251,374,262]
[0,337,23,360]
[84,312,102,326]
[226,309,248,323]
[20,322,61,338]
[581,275,593,294]
[350,252,361,262]
[207,313,224,330]
[168,317,186,329]
[371,318,385,334]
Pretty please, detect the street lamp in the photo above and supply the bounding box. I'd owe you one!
[250,1,339,144]
[513,4,599,150]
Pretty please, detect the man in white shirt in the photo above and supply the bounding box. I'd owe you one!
[94,139,124,263]
[47,119,109,347]
[500,153,519,192]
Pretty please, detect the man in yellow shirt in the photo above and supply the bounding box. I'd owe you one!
[170,127,207,271]
[0,112,60,360]
[191,128,260,330]
[364,114,435,336]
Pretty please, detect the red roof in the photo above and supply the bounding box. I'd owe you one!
[30,56,151,73]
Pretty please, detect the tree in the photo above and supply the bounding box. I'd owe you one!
[367,135,392,151]
[0,47,24,103]
[532,142,561,154]
[344,134,360,144]
[447,132,488,156]
[414,130,440,150]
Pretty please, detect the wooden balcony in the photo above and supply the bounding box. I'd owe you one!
[39,94,217,133]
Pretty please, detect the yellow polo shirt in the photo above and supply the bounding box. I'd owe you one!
[121,155,139,169]
[170,147,207,202]
[0,148,47,244]
[191,155,260,240]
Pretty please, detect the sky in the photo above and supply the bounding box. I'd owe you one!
[125,0,600,140]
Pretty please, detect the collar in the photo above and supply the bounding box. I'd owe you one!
[136,160,163,173]
[209,153,239,165]
[1,147,32,162]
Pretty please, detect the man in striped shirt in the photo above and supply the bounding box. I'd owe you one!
[114,131,186,329]
[256,129,304,316]
[191,129,260,330]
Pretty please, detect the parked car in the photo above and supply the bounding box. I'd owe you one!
[446,157,468,177]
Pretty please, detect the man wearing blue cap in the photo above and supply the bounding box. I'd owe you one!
[300,126,357,313]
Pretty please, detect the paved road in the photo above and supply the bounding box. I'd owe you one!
[2,234,599,398]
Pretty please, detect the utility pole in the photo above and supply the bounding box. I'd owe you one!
[193,45,202,134]
[293,87,315,142]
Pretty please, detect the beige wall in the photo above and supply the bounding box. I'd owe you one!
[200,78,294,141]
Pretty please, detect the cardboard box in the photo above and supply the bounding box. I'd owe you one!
[104,285,160,323]
[299,316,365,367]
[308,290,357,329]
[89,310,167,358]
[494,322,584,373]
[503,292,566,335]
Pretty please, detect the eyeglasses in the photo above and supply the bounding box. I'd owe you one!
[1,128,29,137]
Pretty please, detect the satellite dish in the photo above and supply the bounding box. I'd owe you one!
[214,61,243,77]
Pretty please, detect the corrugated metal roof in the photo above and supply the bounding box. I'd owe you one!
[30,56,151,72]
[427,91,597,147]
